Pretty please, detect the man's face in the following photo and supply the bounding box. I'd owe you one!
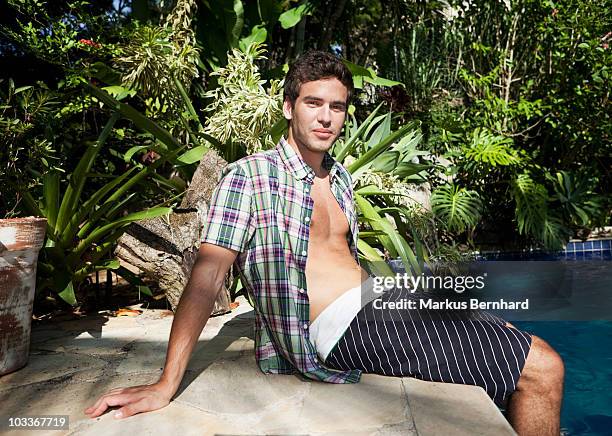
[283,78,348,153]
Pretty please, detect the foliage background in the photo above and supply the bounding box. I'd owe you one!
[0,0,610,305]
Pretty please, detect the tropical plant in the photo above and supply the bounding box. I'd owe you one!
[512,172,549,239]
[463,128,521,168]
[431,183,483,235]
[328,104,436,276]
[19,110,178,305]
[113,1,199,118]
[202,43,283,160]
[0,79,59,217]
[548,171,607,230]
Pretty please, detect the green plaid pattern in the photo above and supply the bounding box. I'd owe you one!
[202,138,362,383]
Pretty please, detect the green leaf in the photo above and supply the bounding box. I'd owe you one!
[464,128,518,167]
[367,112,391,149]
[41,170,60,235]
[357,239,394,277]
[269,117,288,145]
[14,85,33,94]
[279,2,312,29]
[138,285,153,297]
[370,151,399,173]
[58,281,77,306]
[239,25,267,51]
[115,266,152,297]
[513,173,549,236]
[124,145,150,162]
[348,123,416,173]
[102,85,136,101]
[356,185,397,196]
[229,0,245,46]
[342,59,372,90]
[61,167,137,244]
[431,184,483,233]
[364,67,402,87]
[393,162,431,178]
[176,145,208,165]
[72,207,173,259]
[356,193,422,274]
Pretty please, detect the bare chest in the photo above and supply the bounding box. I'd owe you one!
[309,178,350,239]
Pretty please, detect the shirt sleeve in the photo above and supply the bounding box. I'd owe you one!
[201,163,254,252]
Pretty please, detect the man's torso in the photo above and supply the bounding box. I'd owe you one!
[306,173,368,321]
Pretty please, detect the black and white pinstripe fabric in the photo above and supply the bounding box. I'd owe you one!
[324,286,532,407]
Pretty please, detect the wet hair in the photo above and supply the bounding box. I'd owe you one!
[283,50,354,107]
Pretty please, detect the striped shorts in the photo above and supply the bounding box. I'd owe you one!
[324,286,532,407]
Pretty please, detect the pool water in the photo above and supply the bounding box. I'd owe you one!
[513,321,612,436]
[389,246,612,434]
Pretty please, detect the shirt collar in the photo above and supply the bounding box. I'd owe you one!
[277,137,339,184]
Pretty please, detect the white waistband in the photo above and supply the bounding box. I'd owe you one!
[309,276,375,362]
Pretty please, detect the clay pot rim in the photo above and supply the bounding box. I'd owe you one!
[0,216,47,224]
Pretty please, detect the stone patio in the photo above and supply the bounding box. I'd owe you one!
[0,297,516,435]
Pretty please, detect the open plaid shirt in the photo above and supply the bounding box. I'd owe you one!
[201,137,362,383]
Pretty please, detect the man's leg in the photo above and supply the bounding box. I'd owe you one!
[506,334,564,436]
[325,289,563,434]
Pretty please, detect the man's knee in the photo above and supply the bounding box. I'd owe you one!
[518,335,564,391]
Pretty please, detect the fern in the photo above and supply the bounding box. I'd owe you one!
[464,127,520,167]
[431,184,483,233]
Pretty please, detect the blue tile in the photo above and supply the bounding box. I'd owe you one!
[585,241,593,250]
[593,240,602,249]
[574,241,584,251]
[603,240,611,249]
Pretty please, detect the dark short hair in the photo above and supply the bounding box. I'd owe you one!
[283,50,354,107]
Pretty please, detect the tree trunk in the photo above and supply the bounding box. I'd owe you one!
[114,149,232,314]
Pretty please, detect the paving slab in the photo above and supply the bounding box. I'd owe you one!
[403,377,516,435]
[0,350,108,392]
[0,296,516,435]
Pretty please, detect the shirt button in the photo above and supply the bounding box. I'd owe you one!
[303,323,309,330]
[305,216,310,223]
[301,250,307,256]
[298,288,305,294]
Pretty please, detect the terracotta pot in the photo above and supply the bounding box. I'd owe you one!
[0,217,47,375]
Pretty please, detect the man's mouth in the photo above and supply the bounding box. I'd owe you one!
[313,129,333,139]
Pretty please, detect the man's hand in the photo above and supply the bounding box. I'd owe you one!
[84,382,172,419]
[85,383,172,419]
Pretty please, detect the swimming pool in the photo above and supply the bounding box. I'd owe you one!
[513,320,612,436]
[484,244,612,435]
[389,241,612,435]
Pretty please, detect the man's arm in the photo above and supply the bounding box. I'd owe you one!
[84,242,237,419]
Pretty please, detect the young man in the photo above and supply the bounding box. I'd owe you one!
[86,51,564,435]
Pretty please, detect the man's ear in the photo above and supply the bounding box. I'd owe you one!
[283,99,293,120]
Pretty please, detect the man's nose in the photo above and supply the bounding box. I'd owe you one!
[317,105,332,125]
